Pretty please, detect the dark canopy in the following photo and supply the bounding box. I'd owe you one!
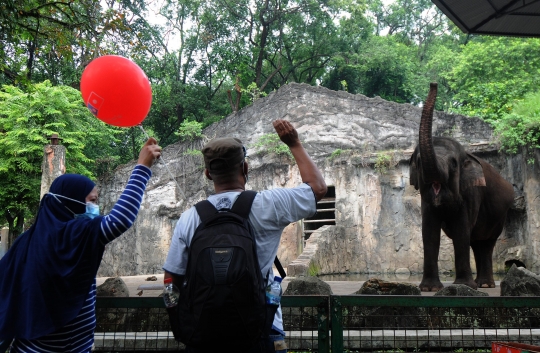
[432,0,540,37]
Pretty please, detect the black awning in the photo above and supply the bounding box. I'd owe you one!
[432,0,540,37]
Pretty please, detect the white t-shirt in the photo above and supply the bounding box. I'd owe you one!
[163,183,317,331]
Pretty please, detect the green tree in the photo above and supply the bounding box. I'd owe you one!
[0,0,130,86]
[446,37,540,122]
[323,35,420,103]
[98,0,233,145]
[0,81,119,247]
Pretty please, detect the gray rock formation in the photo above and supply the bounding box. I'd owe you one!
[282,276,331,331]
[354,278,421,295]
[434,284,489,297]
[283,276,333,295]
[95,83,540,278]
[501,264,540,296]
[96,277,130,297]
[432,284,493,329]
[349,278,425,329]
[95,277,130,333]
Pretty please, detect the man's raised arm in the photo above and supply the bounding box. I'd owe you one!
[273,119,327,201]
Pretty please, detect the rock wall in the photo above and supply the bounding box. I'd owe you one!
[96,83,540,277]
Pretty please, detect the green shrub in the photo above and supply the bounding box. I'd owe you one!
[175,120,203,142]
[494,91,540,164]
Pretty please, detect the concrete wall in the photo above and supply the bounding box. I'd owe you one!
[96,83,539,277]
[0,228,8,259]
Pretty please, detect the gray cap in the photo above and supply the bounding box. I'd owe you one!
[202,137,245,175]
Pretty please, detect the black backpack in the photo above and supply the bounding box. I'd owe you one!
[175,191,281,351]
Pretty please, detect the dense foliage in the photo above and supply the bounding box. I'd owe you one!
[494,91,540,163]
[1,0,540,244]
[0,81,119,245]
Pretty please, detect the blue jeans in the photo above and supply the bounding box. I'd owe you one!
[184,330,287,353]
[267,329,287,353]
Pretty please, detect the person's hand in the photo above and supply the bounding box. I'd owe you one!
[138,137,162,168]
[272,119,300,147]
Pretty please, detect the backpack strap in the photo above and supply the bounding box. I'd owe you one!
[230,190,257,218]
[235,191,287,279]
[194,200,218,223]
[274,257,287,279]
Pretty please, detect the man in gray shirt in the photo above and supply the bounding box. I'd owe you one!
[163,119,327,352]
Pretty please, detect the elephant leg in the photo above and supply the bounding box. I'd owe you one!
[471,237,498,288]
[419,211,444,292]
[449,221,477,289]
[451,239,477,289]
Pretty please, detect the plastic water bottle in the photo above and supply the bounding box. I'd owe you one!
[163,277,180,308]
[265,276,283,306]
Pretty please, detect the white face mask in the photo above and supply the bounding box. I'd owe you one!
[76,202,100,219]
[48,193,100,219]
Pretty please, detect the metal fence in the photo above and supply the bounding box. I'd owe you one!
[94,295,540,352]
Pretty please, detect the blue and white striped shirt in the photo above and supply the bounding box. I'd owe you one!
[10,165,151,353]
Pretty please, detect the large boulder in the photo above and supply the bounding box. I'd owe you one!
[96,277,130,332]
[96,277,130,297]
[284,276,333,295]
[95,277,171,335]
[430,284,493,328]
[434,284,489,297]
[500,265,540,328]
[354,278,421,295]
[349,278,426,329]
[283,276,331,331]
[501,264,540,296]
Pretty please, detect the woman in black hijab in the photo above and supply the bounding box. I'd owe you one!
[0,138,161,352]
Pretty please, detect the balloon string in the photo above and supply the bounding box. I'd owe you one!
[138,124,186,200]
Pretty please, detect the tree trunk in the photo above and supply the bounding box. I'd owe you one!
[6,210,25,249]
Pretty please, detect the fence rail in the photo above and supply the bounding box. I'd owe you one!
[94,295,540,352]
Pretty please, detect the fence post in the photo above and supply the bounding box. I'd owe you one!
[330,296,343,353]
[317,297,330,353]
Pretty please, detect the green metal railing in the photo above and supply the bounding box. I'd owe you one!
[94,296,330,352]
[95,295,540,352]
[332,296,540,352]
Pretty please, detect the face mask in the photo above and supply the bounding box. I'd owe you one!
[75,202,100,219]
[48,192,100,219]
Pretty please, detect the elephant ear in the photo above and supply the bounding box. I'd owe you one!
[409,152,420,190]
[462,152,486,188]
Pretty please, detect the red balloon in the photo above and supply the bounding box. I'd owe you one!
[80,55,152,127]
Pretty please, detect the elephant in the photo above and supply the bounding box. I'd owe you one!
[409,82,515,291]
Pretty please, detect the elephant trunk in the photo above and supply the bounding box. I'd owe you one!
[419,83,441,191]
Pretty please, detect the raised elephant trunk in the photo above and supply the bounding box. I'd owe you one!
[419,83,441,193]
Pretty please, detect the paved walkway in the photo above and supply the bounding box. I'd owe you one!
[96,274,501,297]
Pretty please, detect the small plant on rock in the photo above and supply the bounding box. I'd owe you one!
[374,151,397,174]
[308,262,320,277]
[252,133,292,157]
